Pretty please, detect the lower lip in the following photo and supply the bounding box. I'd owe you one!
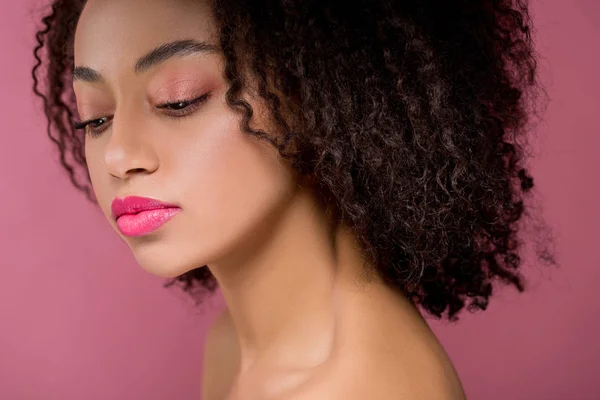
[116,208,181,237]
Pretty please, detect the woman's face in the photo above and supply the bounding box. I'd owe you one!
[73,0,297,277]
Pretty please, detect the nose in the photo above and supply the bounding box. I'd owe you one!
[103,110,159,180]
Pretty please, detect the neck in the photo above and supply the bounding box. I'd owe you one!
[207,184,371,370]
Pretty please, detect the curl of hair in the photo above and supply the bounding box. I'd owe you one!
[32,0,557,320]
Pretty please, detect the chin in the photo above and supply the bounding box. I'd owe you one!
[135,255,203,279]
[127,241,210,279]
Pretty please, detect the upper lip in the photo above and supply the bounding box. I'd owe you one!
[111,196,180,219]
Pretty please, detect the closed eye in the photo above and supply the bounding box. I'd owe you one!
[156,92,211,117]
[73,116,112,138]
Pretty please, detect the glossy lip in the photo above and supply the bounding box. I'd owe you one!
[111,196,181,237]
[111,196,178,219]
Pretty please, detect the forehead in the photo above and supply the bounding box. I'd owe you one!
[74,0,217,67]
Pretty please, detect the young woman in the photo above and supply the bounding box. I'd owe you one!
[32,0,555,398]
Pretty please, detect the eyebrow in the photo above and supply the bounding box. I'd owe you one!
[72,39,220,83]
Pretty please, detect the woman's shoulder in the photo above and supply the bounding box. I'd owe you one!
[291,360,465,400]
[292,319,467,400]
[301,286,467,399]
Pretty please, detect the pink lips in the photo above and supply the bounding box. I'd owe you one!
[111,196,181,237]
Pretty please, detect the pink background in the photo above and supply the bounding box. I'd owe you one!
[1,0,598,399]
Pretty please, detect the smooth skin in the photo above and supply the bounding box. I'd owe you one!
[73,0,467,398]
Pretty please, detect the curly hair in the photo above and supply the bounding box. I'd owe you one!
[32,0,557,320]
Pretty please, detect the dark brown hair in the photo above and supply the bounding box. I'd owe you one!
[33,0,557,320]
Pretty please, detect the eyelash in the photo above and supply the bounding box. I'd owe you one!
[73,92,211,138]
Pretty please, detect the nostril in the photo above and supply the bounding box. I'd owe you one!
[127,167,148,174]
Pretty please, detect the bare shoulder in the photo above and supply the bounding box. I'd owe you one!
[201,307,240,400]
[291,348,466,400]
[354,346,467,400]
[291,291,467,400]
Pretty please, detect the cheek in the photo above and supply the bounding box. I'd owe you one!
[168,111,296,257]
[85,138,107,205]
[84,140,114,221]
